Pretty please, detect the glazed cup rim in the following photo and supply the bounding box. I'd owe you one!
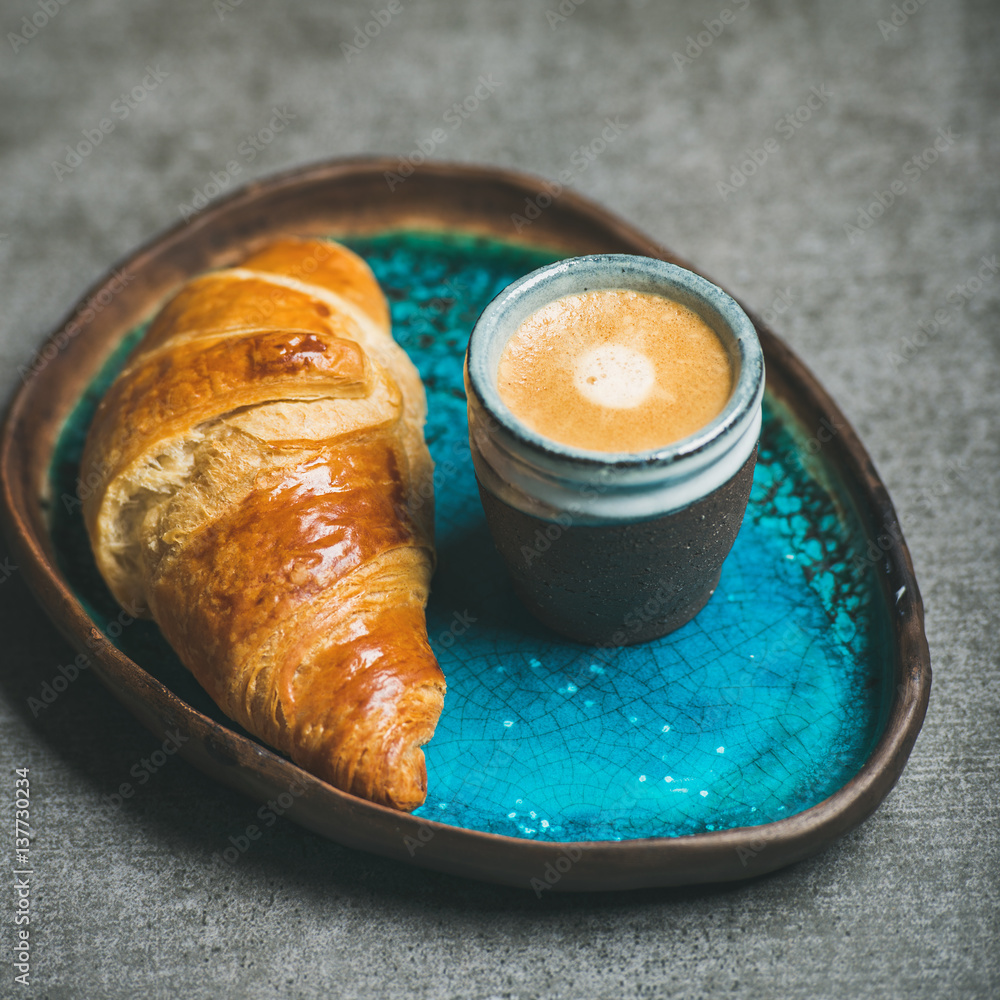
[465,253,765,472]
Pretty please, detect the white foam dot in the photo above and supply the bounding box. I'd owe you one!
[573,343,655,409]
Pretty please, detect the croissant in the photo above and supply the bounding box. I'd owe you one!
[81,237,445,811]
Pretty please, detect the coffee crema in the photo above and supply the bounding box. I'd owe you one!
[496,289,733,453]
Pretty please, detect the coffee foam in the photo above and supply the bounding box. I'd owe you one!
[496,289,733,453]
[573,344,655,409]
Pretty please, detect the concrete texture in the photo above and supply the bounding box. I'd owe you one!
[1,0,997,997]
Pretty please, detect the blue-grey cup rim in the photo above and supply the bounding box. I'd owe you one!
[466,253,765,472]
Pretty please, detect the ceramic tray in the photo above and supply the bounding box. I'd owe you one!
[0,159,930,890]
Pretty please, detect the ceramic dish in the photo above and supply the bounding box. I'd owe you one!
[0,159,930,890]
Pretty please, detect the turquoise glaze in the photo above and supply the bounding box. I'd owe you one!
[49,230,889,843]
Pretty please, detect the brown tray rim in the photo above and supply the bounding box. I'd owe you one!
[0,156,931,891]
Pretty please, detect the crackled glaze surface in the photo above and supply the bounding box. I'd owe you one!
[50,230,888,842]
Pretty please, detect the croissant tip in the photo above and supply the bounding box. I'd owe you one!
[307,733,432,812]
[380,743,429,813]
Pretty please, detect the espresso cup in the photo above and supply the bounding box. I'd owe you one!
[464,254,764,647]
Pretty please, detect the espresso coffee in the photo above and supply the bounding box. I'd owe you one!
[496,289,732,453]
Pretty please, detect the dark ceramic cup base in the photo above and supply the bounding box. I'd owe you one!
[512,563,723,648]
[476,447,757,647]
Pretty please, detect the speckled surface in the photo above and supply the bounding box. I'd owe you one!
[0,1,997,998]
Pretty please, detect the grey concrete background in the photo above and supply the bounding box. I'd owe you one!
[1,0,997,997]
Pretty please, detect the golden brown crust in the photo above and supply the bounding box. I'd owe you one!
[81,237,445,811]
